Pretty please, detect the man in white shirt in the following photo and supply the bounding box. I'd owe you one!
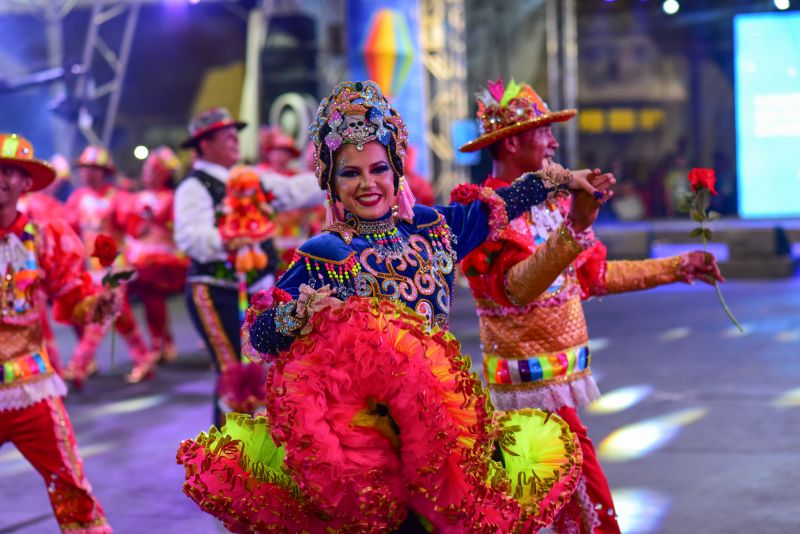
[175,107,324,425]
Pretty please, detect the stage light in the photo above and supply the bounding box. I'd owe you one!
[134,145,149,160]
[775,0,790,10]
[588,385,653,415]
[662,0,680,15]
[598,407,706,462]
[772,387,800,408]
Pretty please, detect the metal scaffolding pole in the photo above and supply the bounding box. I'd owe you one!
[545,0,578,168]
[74,0,142,148]
[420,0,469,198]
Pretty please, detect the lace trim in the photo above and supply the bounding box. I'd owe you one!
[488,373,601,412]
[562,218,597,251]
[0,373,66,412]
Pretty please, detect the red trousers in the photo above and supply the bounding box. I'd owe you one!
[0,397,110,533]
[70,293,150,376]
[552,407,621,534]
[127,281,173,351]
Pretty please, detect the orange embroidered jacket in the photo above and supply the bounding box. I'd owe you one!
[463,177,682,412]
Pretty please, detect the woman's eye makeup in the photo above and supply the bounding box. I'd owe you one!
[371,163,390,174]
[337,167,360,178]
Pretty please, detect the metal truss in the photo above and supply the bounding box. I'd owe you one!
[420,0,469,197]
[72,0,142,147]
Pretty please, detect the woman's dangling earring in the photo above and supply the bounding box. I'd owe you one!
[396,175,416,222]
[391,204,399,222]
[325,191,338,226]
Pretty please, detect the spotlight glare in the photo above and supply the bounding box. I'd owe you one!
[598,407,706,462]
[662,0,680,15]
[134,145,149,160]
[588,385,653,415]
[775,0,790,10]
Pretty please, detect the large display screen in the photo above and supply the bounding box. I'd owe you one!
[734,12,800,218]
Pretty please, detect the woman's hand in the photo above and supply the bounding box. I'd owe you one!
[541,160,615,203]
[296,284,343,335]
[569,168,615,203]
[677,251,725,285]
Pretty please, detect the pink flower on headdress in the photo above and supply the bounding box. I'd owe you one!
[488,78,505,103]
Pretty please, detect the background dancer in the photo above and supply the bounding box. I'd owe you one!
[175,107,324,426]
[64,146,155,386]
[123,146,188,363]
[0,133,114,534]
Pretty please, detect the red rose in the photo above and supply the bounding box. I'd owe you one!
[449,183,480,204]
[688,168,717,196]
[92,234,118,267]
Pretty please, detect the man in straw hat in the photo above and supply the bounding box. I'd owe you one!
[458,79,723,533]
[0,133,113,533]
[175,107,324,426]
[64,145,155,386]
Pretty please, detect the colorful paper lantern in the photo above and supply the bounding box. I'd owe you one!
[360,9,415,97]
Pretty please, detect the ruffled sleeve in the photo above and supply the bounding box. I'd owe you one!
[247,234,353,361]
[37,220,97,324]
[444,172,554,260]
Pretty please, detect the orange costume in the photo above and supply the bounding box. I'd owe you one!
[218,166,276,273]
[0,134,110,533]
[63,146,154,386]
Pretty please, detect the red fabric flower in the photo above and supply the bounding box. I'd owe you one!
[688,168,717,195]
[92,234,118,267]
[449,183,481,204]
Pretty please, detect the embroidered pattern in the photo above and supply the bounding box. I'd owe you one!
[0,223,39,322]
[291,214,457,329]
[191,284,238,369]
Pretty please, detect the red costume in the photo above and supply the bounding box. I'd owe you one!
[123,147,188,360]
[0,134,110,533]
[18,190,69,376]
[64,146,154,385]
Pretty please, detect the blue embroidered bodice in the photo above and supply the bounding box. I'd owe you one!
[250,172,554,356]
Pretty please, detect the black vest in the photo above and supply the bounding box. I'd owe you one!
[185,169,278,286]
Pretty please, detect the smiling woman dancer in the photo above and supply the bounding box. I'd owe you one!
[177,81,614,533]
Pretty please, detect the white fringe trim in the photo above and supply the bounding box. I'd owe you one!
[0,374,67,412]
[490,374,601,412]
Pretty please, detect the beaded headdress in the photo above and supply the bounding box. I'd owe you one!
[459,78,576,153]
[309,80,408,191]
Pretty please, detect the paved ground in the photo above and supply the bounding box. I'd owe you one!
[2,278,799,533]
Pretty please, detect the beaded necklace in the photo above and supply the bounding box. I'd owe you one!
[345,212,408,259]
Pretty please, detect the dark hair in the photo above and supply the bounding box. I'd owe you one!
[487,140,503,160]
[195,131,216,157]
[0,163,31,178]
